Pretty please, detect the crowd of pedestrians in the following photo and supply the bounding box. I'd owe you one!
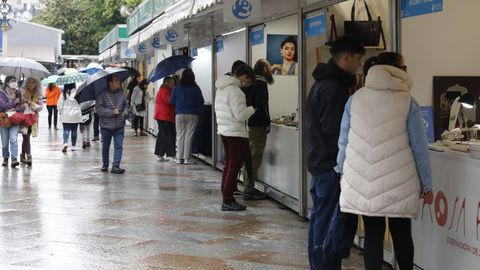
[0,37,433,269]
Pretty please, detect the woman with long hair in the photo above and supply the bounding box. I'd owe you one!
[130,79,148,136]
[270,36,298,76]
[57,83,82,152]
[154,76,176,161]
[0,76,24,167]
[20,77,43,165]
[336,52,432,270]
[169,68,204,164]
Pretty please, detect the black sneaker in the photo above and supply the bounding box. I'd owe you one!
[92,136,99,141]
[2,158,7,166]
[244,191,268,201]
[100,165,108,172]
[111,166,125,174]
[11,158,19,168]
[233,190,243,196]
[221,202,246,211]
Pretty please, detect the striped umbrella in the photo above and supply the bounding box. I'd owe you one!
[56,73,88,85]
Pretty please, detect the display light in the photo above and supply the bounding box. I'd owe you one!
[459,93,475,109]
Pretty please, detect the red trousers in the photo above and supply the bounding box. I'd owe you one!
[221,136,248,203]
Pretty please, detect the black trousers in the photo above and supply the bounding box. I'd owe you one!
[93,113,100,138]
[154,120,176,157]
[132,116,144,130]
[46,105,58,128]
[362,216,414,270]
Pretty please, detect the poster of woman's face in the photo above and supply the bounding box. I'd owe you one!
[267,34,298,76]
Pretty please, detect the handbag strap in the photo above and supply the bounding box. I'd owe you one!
[326,14,338,46]
[351,0,374,22]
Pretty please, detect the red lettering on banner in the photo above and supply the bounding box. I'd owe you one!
[448,196,459,230]
[477,202,480,241]
[435,191,448,226]
[456,199,466,235]
[422,190,434,223]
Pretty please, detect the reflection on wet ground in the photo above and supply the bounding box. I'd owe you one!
[0,110,390,269]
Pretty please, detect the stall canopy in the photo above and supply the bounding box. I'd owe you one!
[139,24,153,44]
[128,32,140,49]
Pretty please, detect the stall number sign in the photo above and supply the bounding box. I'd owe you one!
[304,13,327,37]
[215,39,224,53]
[250,28,264,46]
[401,0,443,18]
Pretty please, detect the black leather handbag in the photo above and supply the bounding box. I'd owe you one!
[344,0,382,46]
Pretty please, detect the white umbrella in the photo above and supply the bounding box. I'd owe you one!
[0,57,50,79]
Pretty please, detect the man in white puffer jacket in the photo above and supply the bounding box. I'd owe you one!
[215,64,255,211]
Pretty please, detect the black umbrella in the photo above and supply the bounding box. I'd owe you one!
[148,55,194,83]
[74,68,130,103]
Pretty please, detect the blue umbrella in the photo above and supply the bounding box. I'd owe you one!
[79,62,104,75]
[148,55,194,83]
[74,68,130,103]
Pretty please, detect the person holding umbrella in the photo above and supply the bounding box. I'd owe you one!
[58,83,82,153]
[20,77,43,165]
[95,75,128,174]
[0,76,24,167]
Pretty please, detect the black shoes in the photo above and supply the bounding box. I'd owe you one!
[2,158,7,166]
[92,136,100,141]
[243,190,268,201]
[221,201,247,211]
[110,166,125,174]
[101,165,108,172]
[10,158,19,168]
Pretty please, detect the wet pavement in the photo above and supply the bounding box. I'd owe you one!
[0,110,390,269]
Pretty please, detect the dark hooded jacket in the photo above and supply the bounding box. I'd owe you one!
[306,59,356,175]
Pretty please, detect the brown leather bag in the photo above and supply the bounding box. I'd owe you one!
[0,112,12,127]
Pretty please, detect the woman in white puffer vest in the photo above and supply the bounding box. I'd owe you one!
[336,52,432,270]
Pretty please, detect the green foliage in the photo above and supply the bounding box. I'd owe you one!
[33,0,142,55]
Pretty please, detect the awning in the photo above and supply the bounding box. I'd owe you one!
[6,45,56,63]
[164,0,194,28]
[193,0,219,15]
[152,14,167,35]
[139,24,153,44]
[128,32,140,49]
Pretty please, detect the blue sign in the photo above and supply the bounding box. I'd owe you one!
[165,28,178,43]
[250,28,264,46]
[138,43,147,53]
[124,48,134,58]
[191,48,198,57]
[152,36,161,48]
[420,106,435,143]
[401,0,443,19]
[232,0,252,20]
[304,13,327,37]
[215,39,224,53]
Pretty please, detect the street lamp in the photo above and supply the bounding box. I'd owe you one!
[0,0,15,57]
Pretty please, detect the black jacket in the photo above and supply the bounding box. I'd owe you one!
[245,77,270,127]
[306,59,356,175]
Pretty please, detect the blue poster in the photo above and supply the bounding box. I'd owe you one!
[215,39,224,53]
[250,28,264,46]
[420,106,435,143]
[304,13,327,37]
[191,48,198,57]
[401,0,443,19]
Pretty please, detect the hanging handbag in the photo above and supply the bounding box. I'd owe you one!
[6,111,25,126]
[23,113,37,127]
[344,0,383,46]
[0,112,11,127]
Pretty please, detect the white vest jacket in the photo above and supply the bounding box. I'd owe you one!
[340,65,421,218]
[214,75,254,138]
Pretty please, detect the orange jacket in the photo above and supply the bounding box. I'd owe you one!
[45,85,62,106]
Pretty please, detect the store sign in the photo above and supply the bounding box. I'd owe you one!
[138,43,147,53]
[161,26,184,44]
[215,39,224,53]
[120,42,136,59]
[223,0,261,23]
[250,28,264,46]
[420,106,434,143]
[401,0,443,19]
[304,13,327,37]
[152,35,162,48]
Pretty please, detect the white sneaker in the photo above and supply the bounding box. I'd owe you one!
[157,156,169,162]
[71,146,77,151]
[62,144,68,153]
[184,159,193,165]
[175,159,182,164]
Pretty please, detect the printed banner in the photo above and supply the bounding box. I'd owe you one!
[215,39,224,53]
[120,42,137,59]
[191,48,198,57]
[160,25,184,44]
[137,42,148,54]
[223,0,262,23]
[151,34,162,49]
[250,27,264,46]
[420,106,435,143]
[401,0,443,18]
[304,12,327,37]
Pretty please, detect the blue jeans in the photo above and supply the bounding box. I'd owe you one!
[63,123,78,146]
[0,125,20,159]
[101,127,124,167]
[308,169,342,270]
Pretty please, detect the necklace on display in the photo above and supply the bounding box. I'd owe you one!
[282,63,291,75]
